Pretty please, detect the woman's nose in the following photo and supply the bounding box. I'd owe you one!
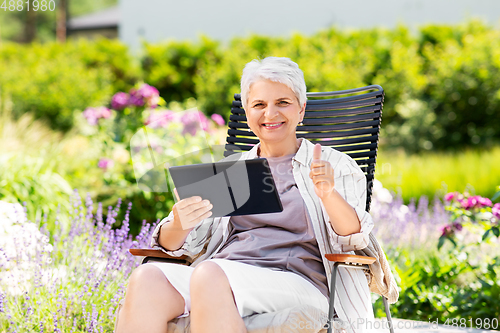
[264,104,279,119]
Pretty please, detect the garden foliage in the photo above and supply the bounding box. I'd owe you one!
[1,20,499,150]
[0,194,152,332]
[0,38,140,131]
[370,184,500,322]
[1,184,499,331]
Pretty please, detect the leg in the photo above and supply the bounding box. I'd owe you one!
[190,261,247,333]
[115,264,185,333]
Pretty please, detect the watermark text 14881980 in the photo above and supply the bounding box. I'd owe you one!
[1,0,56,11]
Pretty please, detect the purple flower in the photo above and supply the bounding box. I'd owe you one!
[97,158,114,170]
[138,84,160,107]
[145,110,176,129]
[138,84,158,98]
[129,84,160,108]
[181,111,209,136]
[83,107,112,125]
[97,107,111,119]
[211,113,225,126]
[83,108,99,126]
[493,203,500,219]
[439,222,462,237]
[452,222,463,231]
[111,92,130,110]
[128,91,145,107]
[439,224,453,237]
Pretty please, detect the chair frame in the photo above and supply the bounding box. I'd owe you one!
[130,85,395,333]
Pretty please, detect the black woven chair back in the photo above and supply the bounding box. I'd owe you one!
[224,85,384,212]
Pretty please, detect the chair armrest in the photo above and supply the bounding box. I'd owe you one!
[129,248,189,261]
[325,253,376,265]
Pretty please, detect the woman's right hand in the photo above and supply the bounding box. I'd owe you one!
[172,188,213,230]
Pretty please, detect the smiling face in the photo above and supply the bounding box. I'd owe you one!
[245,79,305,157]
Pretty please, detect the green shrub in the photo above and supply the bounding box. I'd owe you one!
[141,37,220,108]
[2,21,500,150]
[0,38,139,131]
[421,22,500,150]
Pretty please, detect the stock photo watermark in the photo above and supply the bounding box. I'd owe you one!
[1,0,56,11]
[290,317,499,331]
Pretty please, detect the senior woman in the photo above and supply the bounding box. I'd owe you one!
[116,57,375,333]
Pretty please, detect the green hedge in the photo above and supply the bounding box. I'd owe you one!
[141,21,500,152]
[0,38,140,130]
[1,21,499,150]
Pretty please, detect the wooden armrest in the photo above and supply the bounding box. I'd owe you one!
[129,248,189,261]
[325,253,376,265]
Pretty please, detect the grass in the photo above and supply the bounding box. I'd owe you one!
[376,146,500,203]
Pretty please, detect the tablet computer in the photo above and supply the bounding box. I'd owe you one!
[168,158,283,217]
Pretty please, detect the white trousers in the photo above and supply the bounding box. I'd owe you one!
[148,258,329,318]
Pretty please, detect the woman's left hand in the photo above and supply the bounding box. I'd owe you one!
[309,143,336,199]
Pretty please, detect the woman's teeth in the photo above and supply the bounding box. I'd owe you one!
[263,123,283,127]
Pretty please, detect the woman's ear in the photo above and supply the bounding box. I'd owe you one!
[299,102,306,122]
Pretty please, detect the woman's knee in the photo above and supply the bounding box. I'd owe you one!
[126,264,171,297]
[190,261,230,295]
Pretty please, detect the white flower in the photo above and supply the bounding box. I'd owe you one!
[372,179,393,204]
[0,201,26,229]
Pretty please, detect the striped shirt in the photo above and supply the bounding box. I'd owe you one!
[151,138,375,332]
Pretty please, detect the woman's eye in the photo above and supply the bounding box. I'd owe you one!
[278,101,290,106]
[253,103,264,108]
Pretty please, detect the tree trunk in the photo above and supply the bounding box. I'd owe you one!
[25,7,37,42]
[56,0,68,42]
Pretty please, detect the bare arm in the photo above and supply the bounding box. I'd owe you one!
[309,144,360,236]
[158,219,194,251]
[319,189,360,236]
[158,192,213,251]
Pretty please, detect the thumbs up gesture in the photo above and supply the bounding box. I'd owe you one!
[309,143,336,199]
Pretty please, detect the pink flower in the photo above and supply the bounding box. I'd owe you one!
[477,197,492,207]
[128,90,145,107]
[111,92,129,110]
[129,84,160,108]
[439,224,453,237]
[181,111,209,136]
[493,203,500,219]
[444,192,458,202]
[439,222,462,237]
[83,107,112,125]
[462,195,493,209]
[98,158,114,170]
[83,107,99,126]
[211,113,225,126]
[138,84,159,98]
[145,110,176,129]
[96,106,111,119]
[146,94,161,108]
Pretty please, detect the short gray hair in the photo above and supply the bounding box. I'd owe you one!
[240,57,307,110]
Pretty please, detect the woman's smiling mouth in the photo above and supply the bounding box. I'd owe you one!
[262,122,285,128]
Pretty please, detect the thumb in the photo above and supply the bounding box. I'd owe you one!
[173,188,180,202]
[312,143,322,162]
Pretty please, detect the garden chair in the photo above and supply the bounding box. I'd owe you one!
[128,85,396,333]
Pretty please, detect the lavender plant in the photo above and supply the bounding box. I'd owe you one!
[0,191,153,332]
[370,180,450,252]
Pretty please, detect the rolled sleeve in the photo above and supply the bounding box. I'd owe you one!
[149,211,208,258]
[323,156,374,252]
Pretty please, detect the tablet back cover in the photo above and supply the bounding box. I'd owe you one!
[169,158,283,217]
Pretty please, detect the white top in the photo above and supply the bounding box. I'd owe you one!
[151,138,375,332]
